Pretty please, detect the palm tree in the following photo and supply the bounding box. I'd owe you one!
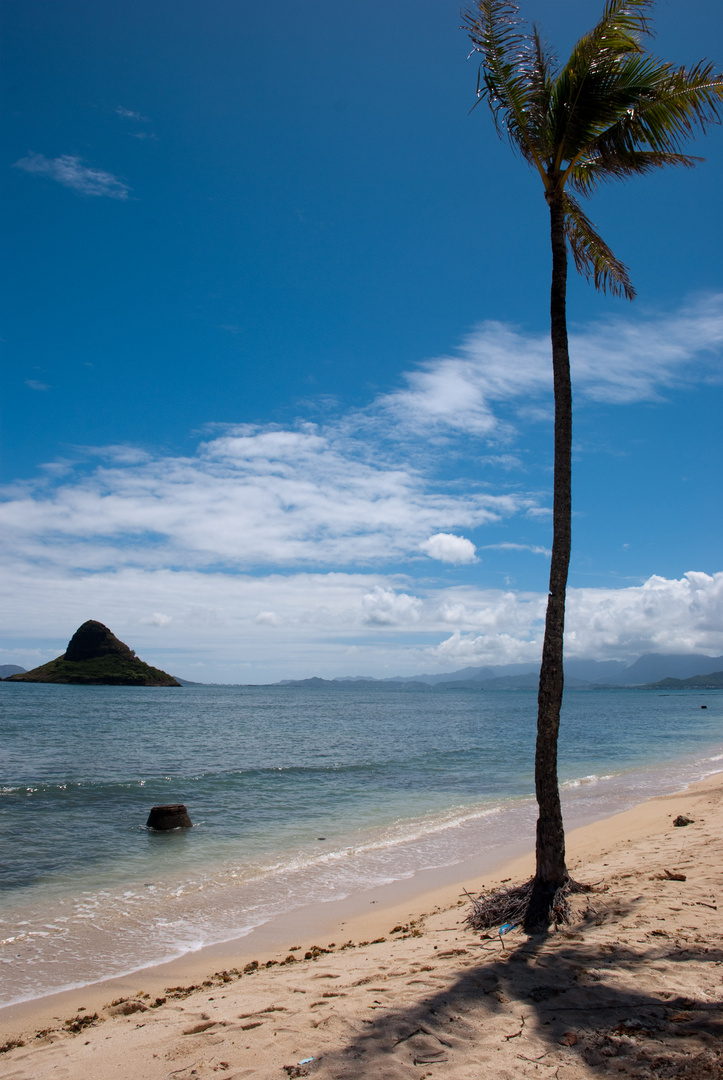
[464,0,723,929]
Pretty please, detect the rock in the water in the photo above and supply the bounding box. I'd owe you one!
[5,621,180,686]
[147,804,193,830]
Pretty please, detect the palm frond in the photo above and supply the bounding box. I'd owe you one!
[608,60,723,154]
[563,193,635,299]
[568,149,699,194]
[467,0,721,301]
[525,24,556,151]
[578,0,653,57]
[549,0,654,168]
[553,50,723,181]
[464,0,552,170]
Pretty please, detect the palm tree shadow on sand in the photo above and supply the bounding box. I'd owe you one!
[300,905,723,1079]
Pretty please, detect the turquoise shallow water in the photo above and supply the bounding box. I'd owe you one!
[1,682,721,1006]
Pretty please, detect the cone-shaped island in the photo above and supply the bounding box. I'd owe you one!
[5,621,180,685]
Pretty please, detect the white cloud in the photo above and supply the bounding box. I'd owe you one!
[3,294,719,585]
[564,571,723,658]
[2,296,722,680]
[25,379,50,391]
[374,293,723,438]
[1,567,720,682]
[116,106,150,121]
[421,532,477,564]
[73,444,153,465]
[255,610,283,626]
[13,153,130,199]
[0,427,527,572]
[481,542,550,556]
[481,454,524,470]
[569,294,723,403]
[140,612,173,626]
[429,629,543,667]
[361,586,423,625]
[427,572,723,668]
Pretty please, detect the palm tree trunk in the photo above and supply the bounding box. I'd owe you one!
[525,190,572,929]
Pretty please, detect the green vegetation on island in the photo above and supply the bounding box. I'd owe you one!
[5,620,180,686]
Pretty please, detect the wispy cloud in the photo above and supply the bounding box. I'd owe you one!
[1,295,721,679]
[25,379,50,391]
[481,542,550,556]
[116,106,150,122]
[13,153,130,200]
[374,293,723,439]
[115,106,156,139]
[0,426,519,573]
[2,295,720,582]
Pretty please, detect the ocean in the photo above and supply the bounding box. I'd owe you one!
[1,682,721,1007]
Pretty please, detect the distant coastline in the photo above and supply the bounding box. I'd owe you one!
[5,649,723,689]
[276,652,723,691]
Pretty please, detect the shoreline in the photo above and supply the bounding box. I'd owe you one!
[4,683,721,1021]
[3,743,722,1016]
[3,769,721,1053]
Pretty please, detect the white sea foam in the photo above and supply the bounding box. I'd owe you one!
[5,742,723,1009]
[562,772,618,789]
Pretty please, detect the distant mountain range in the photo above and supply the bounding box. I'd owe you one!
[645,671,723,689]
[278,653,723,691]
[4,652,722,690]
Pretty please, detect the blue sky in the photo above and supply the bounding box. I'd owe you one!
[2,0,722,682]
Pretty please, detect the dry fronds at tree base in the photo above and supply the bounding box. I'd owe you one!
[465,878,593,933]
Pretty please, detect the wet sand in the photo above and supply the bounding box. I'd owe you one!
[1,773,721,1079]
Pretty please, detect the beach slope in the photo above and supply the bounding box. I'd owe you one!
[1,776,721,1079]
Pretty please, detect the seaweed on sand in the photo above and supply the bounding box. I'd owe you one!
[465,878,593,933]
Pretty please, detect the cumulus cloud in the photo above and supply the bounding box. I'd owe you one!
[1,565,720,682]
[430,629,542,667]
[13,153,130,199]
[427,572,723,668]
[564,571,723,658]
[361,586,423,625]
[421,532,476,564]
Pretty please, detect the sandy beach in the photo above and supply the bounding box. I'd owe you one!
[1,772,721,1080]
